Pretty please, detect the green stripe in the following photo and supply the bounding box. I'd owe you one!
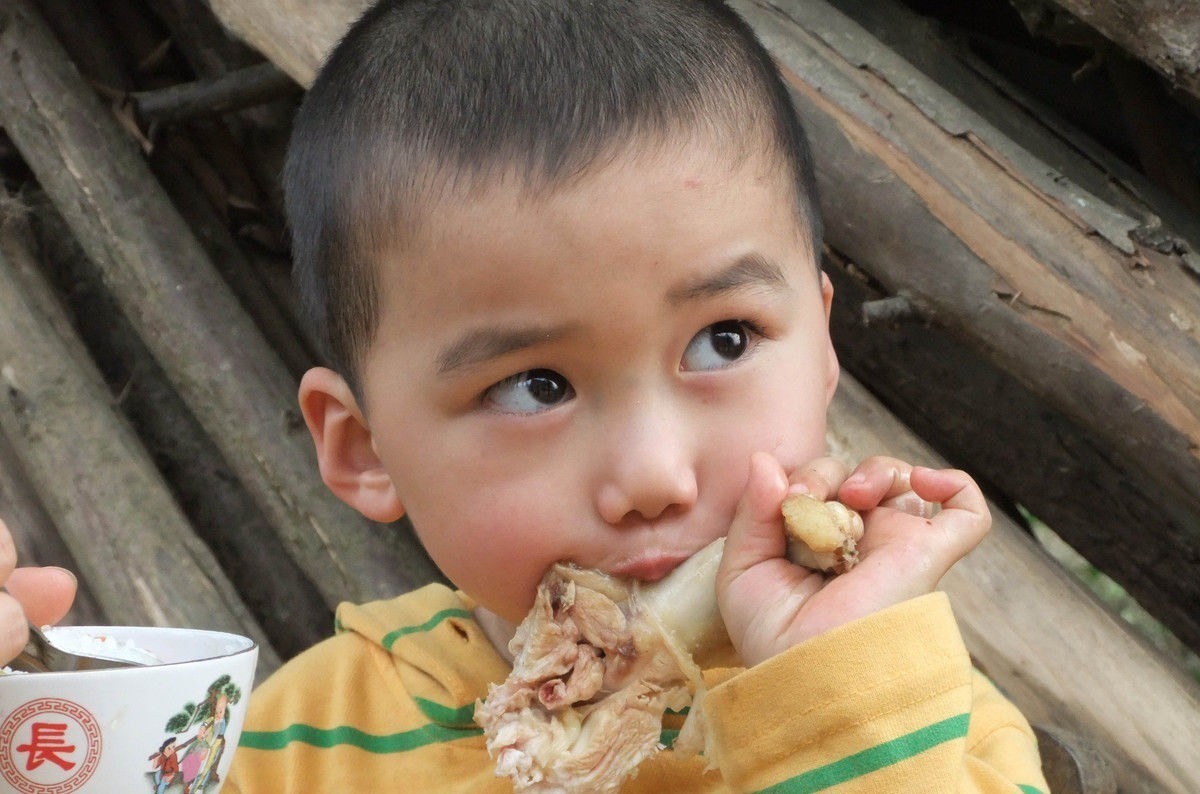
[381,608,474,650]
[754,713,970,794]
[413,697,478,728]
[1018,786,1047,794]
[239,722,482,754]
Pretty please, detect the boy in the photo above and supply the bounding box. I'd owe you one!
[1,0,1047,790]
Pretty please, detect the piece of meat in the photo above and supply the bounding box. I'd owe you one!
[781,493,865,574]
[475,564,700,793]
[475,497,863,792]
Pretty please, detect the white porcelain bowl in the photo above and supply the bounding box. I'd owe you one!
[0,626,257,794]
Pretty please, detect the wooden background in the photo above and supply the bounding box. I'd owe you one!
[0,0,1198,791]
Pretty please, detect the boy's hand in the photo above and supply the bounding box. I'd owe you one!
[0,517,77,664]
[716,452,990,667]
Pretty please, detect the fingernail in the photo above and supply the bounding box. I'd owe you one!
[45,566,77,585]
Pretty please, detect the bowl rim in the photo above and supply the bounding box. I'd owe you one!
[7,625,258,677]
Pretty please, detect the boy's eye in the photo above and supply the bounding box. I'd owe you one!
[483,368,575,414]
[681,320,757,371]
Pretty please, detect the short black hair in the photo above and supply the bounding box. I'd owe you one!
[285,0,821,398]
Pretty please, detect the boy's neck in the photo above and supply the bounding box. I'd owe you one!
[473,605,517,664]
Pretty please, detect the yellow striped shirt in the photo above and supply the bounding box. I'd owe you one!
[226,588,1047,792]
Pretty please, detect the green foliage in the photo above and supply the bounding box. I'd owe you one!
[1026,511,1200,684]
[164,702,197,734]
[162,675,246,733]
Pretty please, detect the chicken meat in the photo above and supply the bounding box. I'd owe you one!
[475,494,862,792]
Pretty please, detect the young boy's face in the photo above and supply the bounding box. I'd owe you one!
[336,138,838,624]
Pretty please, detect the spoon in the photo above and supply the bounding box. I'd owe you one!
[9,620,142,673]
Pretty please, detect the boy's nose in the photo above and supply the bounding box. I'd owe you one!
[594,411,699,526]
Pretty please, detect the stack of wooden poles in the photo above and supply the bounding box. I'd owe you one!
[0,0,1197,791]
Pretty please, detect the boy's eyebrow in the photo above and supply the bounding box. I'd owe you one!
[436,254,788,376]
[437,323,575,375]
[667,253,790,304]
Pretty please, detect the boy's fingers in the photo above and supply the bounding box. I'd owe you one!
[786,457,850,501]
[909,467,992,558]
[880,491,939,518]
[841,457,948,518]
[838,456,915,503]
[720,453,790,580]
[910,467,987,515]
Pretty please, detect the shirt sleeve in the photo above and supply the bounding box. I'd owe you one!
[223,590,510,794]
[695,592,1049,793]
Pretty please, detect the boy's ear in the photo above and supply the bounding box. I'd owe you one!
[298,367,405,523]
[820,272,840,403]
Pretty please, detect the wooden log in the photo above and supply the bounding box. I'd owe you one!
[829,374,1200,794]
[735,0,1200,650]
[27,192,333,660]
[0,0,442,611]
[150,0,304,239]
[151,0,278,80]
[1106,53,1200,216]
[0,414,106,628]
[194,1,1200,790]
[823,0,1200,244]
[201,0,1200,645]
[1032,725,1118,794]
[149,136,315,381]
[34,0,132,93]
[0,207,280,674]
[203,0,372,87]
[825,0,1200,664]
[50,0,312,380]
[131,61,297,124]
[1020,0,1200,104]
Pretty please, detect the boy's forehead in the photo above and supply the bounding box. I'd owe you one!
[387,133,805,244]
[367,139,813,301]
[356,138,822,409]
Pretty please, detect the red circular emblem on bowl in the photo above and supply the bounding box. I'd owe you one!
[0,698,102,794]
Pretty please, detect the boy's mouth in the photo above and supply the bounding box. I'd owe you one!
[606,550,694,582]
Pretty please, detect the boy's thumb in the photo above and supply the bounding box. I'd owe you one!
[719,452,790,582]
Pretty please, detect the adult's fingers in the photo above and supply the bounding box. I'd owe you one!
[0,590,27,664]
[6,567,78,627]
[0,518,16,581]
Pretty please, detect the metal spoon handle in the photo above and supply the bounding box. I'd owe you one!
[30,623,139,671]
[19,621,139,672]
[11,624,51,672]
[2,588,138,672]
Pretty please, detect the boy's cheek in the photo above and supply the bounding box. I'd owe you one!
[411,507,555,616]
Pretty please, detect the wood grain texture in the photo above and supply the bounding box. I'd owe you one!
[0,218,280,673]
[0,0,441,612]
